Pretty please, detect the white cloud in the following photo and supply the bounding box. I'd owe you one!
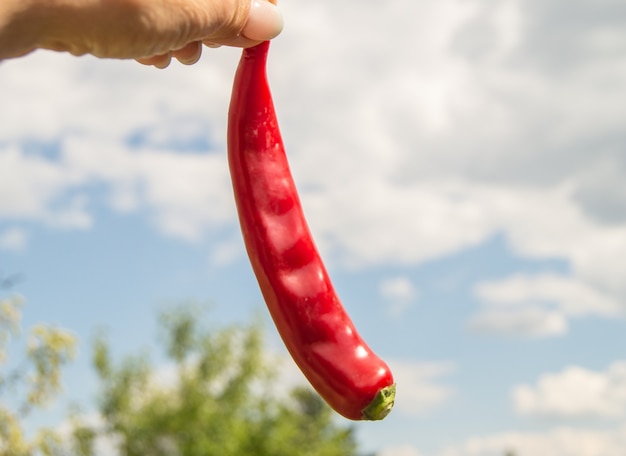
[512,362,626,419]
[379,424,626,456]
[380,277,417,302]
[475,273,622,317]
[62,135,236,241]
[468,306,568,338]
[0,50,237,142]
[208,237,244,266]
[469,272,624,337]
[492,186,626,297]
[379,444,426,456]
[380,276,418,317]
[276,0,626,301]
[0,227,28,251]
[0,135,235,241]
[387,360,455,416]
[442,425,626,456]
[1,44,239,241]
[0,145,90,228]
[302,179,497,268]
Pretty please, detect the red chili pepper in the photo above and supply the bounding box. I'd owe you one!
[227,41,395,421]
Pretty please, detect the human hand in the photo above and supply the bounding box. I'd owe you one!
[0,0,283,68]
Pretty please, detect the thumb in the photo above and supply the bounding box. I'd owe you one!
[240,0,283,41]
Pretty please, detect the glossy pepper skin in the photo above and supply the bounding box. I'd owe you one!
[227,41,395,421]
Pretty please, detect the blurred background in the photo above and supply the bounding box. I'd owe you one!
[1,0,625,454]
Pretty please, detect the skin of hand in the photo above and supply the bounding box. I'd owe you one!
[0,0,283,68]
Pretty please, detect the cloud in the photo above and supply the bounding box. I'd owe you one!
[0,145,91,229]
[468,306,568,338]
[65,138,234,242]
[475,273,623,317]
[1,45,239,241]
[0,135,234,241]
[0,50,237,142]
[494,187,626,296]
[208,237,245,266]
[0,227,28,251]
[379,424,626,456]
[380,277,418,302]
[274,0,626,299]
[378,445,425,456]
[512,362,626,419]
[387,360,455,416]
[469,272,624,337]
[439,424,626,456]
[380,276,418,317]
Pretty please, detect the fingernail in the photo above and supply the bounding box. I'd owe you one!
[242,0,284,41]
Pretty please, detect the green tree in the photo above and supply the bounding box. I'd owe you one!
[85,304,357,456]
[0,278,76,455]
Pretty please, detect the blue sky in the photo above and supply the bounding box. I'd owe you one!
[2,0,626,454]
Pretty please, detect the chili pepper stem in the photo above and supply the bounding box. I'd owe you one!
[361,384,396,421]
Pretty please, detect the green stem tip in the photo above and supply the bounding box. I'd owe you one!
[361,384,396,421]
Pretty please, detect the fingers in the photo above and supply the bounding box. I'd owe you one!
[136,53,171,68]
[136,0,283,69]
[136,41,202,68]
[172,41,202,65]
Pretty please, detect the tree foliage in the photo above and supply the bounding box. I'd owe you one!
[0,283,76,455]
[0,292,358,456]
[88,304,357,456]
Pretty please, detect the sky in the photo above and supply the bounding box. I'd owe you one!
[1,0,626,454]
